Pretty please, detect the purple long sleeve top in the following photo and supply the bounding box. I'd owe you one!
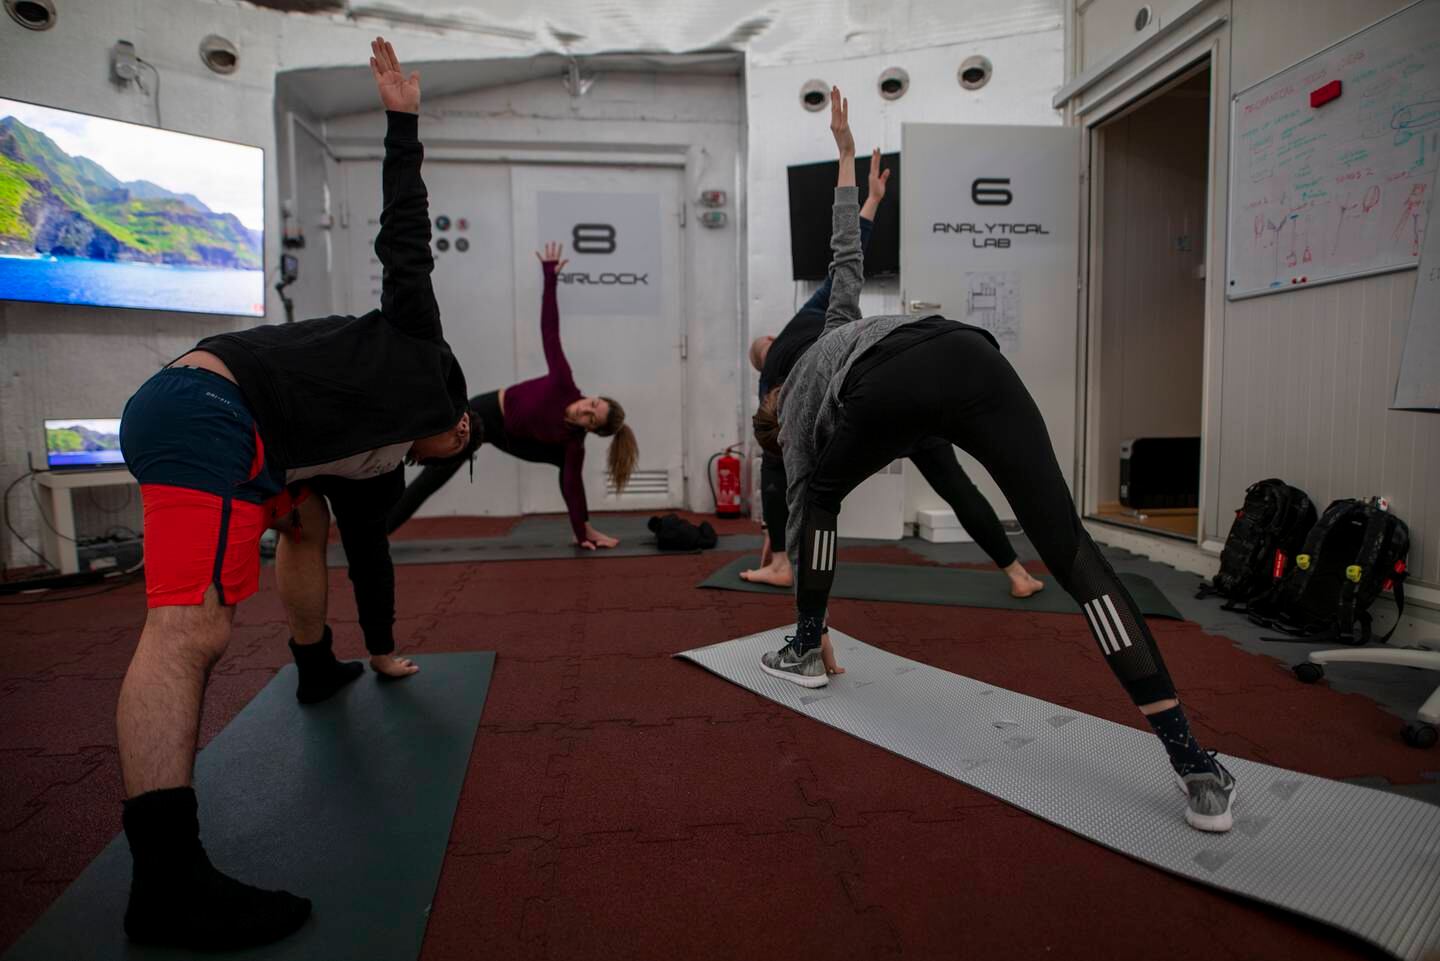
[503,262,589,542]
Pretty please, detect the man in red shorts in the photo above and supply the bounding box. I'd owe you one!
[114,38,471,950]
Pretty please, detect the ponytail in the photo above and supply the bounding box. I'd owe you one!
[598,396,639,492]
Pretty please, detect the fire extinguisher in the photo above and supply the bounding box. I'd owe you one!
[708,445,743,518]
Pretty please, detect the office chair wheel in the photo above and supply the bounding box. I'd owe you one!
[1293,662,1324,684]
[1402,722,1436,749]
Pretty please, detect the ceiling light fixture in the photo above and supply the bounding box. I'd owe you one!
[199,34,239,75]
[878,67,909,101]
[958,56,993,91]
[5,0,56,31]
[800,79,828,112]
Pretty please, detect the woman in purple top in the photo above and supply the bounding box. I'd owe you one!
[387,243,638,549]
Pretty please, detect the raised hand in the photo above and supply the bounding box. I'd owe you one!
[535,241,569,272]
[369,37,420,114]
[867,147,892,202]
[829,86,855,158]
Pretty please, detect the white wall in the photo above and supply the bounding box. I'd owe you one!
[1070,0,1440,590]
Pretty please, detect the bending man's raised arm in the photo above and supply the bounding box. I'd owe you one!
[369,37,441,341]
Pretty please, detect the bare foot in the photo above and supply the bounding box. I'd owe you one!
[371,654,420,678]
[1009,572,1045,598]
[820,631,845,675]
[739,558,793,587]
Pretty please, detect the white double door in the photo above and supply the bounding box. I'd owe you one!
[340,160,686,518]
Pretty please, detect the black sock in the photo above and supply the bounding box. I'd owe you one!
[1145,705,1217,777]
[290,626,363,704]
[792,610,826,654]
[122,787,311,949]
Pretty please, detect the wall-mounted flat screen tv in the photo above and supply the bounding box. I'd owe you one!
[0,97,264,317]
[787,151,900,281]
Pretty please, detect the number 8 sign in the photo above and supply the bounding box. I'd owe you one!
[572,223,617,254]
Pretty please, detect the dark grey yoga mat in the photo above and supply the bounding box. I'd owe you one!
[698,553,1184,620]
[3,652,495,961]
[332,535,703,566]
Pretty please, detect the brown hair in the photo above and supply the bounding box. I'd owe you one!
[597,396,638,492]
[752,386,783,457]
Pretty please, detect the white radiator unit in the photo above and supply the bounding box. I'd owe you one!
[838,460,906,540]
[607,468,670,497]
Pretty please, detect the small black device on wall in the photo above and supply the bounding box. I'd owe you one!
[787,151,900,280]
[1119,437,1201,509]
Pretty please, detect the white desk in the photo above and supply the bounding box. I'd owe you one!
[34,468,138,574]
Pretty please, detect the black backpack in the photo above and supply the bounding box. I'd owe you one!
[1248,497,1410,645]
[1197,479,1316,607]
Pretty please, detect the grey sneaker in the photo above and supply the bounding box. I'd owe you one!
[1175,756,1237,833]
[759,637,828,689]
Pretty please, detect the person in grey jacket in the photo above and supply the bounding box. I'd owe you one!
[750,87,1236,834]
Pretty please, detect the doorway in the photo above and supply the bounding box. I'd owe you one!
[336,159,687,518]
[1086,63,1212,541]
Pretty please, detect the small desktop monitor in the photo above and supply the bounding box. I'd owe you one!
[45,418,124,470]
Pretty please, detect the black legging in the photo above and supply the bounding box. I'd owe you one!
[795,327,1176,707]
[761,443,1016,567]
[385,390,565,533]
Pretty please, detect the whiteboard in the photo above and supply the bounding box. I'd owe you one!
[1227,0,1440,299]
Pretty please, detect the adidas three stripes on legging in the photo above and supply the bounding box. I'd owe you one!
[794,326,1177,707]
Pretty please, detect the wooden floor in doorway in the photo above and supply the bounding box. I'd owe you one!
[1092,502,1198,539]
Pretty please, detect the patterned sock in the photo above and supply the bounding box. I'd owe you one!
[792,610,826,654]
[1145,705,1217,777]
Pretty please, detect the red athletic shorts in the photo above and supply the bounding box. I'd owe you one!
[138,483,308,608]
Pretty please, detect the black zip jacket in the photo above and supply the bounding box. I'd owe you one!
[198,111,468,471]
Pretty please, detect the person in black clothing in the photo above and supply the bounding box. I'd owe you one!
[744,151,1043,599]
[752,88,1235,834]
[113,39,472,950]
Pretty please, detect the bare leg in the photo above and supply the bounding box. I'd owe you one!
[276,492,365,701]
[275,493,330,646]
[117,589,233,796]
[741,533,794,587]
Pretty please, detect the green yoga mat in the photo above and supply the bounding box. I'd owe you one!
[4,652,495,961]
[699,554,1183,620]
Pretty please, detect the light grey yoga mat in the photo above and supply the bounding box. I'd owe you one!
[4,652,495,961]
[677,627,1440,961]
[699,554,1184,620]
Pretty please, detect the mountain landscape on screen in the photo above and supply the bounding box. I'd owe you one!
[0,115,261,269]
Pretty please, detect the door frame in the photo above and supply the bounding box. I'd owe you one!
[1076,45,1222,547]
[508,161,689,513]
[330,141,696,508]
